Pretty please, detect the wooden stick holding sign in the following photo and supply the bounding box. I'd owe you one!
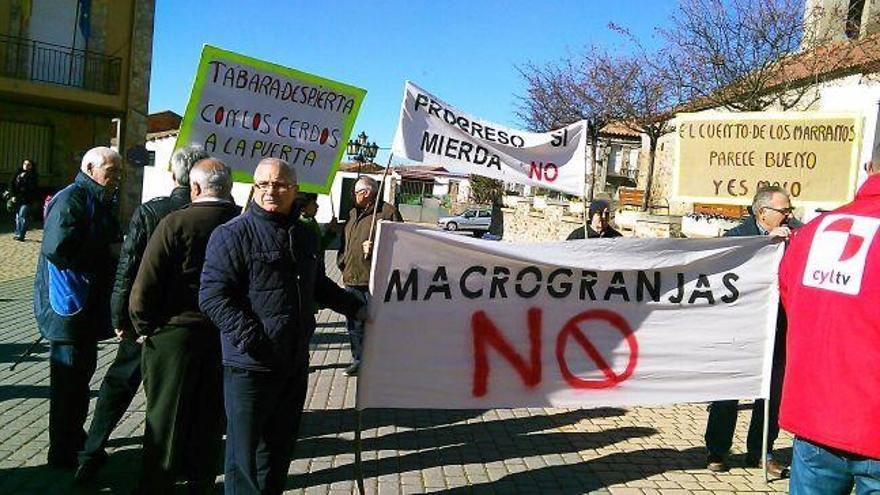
[241,185,255,215]
[364,153,395,259]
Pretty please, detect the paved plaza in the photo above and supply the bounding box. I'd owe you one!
[0,230,791,494]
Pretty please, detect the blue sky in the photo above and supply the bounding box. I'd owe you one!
[149,0,675,164]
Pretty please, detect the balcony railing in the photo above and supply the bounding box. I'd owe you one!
[0,34,121,95]
[609,167,639,180]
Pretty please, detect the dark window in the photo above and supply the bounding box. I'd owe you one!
[0,121,53,176]
[847,0,866,39]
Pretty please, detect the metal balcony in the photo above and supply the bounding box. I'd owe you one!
[0,34,121,95]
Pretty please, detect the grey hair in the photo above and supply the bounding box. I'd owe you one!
[189,159,232,196]
[255,157,297,182]
[170,144,210,187]
[80,146,121,172]
[355,176,378,196]
[752,185,789,213]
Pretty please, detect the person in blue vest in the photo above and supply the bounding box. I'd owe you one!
[33,146,122,468]
[75,145,209,483]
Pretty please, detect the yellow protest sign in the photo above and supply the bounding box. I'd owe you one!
[674,112,863,206]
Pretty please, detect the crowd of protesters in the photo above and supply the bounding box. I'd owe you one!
[24,139,879,494]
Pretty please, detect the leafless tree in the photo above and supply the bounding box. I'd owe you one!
[660,0,866,111]
[517,51,623,200]
[604,54,684,209]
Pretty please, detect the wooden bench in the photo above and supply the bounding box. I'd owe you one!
[693,203,747,219]
[618,187,645,210]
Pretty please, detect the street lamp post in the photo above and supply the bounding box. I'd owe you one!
[346,131,379,177]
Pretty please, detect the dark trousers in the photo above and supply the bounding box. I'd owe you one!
[344,285,368,362]
[223,352,309,495]
[79,338,142,465]
[48,340,97,465]
[141,326,223,493]
[705,329,786,459]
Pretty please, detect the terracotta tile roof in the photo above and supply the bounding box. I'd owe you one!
[338,161,385,174]
[147,111,182,134]
[678,33,880,114]
[600,122,642,138]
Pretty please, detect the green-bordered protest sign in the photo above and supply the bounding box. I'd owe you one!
[176,45,366,193]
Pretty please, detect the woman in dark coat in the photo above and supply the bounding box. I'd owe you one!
[8,159,38,241]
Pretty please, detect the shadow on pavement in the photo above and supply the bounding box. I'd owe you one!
[287,407,646,491]
[440,446,707,494]
[0,341,48,365]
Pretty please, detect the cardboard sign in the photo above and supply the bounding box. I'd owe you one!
[392,81,588,196]
[357,223,782,410]
[674,112,863,206]
[176,45,366,193]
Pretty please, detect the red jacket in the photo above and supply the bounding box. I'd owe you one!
[779,175,880,459]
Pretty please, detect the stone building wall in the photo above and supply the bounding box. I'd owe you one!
[501,201,583,242]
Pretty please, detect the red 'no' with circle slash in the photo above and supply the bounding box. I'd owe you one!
[555,309,639,389]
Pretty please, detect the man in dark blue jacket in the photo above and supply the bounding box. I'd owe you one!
[33,146,122,468]
[75,145,209,483]
[704,185,795,478]
[200,158,366,495]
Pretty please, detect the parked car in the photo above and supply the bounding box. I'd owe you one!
[438,209,492,232]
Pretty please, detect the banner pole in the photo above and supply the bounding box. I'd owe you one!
[762,397,770,483]
[365,153,395,259]
[241,186,255,214]
[583,122,589,235]
[354,407,366,494]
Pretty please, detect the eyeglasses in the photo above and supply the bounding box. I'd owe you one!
[254,181,296,192]
[763,206,794,215]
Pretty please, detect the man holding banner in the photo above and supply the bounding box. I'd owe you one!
[705,185,794,477]
[779,158,880,493]
[338,176,401,376]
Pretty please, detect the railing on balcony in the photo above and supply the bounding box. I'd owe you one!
[620,167,639,180]
[608,167,639,180]
[0,34,121,95]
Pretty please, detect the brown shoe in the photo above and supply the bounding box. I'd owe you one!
[766,459,789,478]
[707,453,728,472]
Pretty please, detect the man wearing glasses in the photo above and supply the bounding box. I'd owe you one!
[199,158,366,494]
[704,185,795,478]
[338,176,402,376]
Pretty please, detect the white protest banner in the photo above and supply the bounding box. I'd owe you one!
[358,223,782,410]
[391,81,588,196]
[176,45,366,193]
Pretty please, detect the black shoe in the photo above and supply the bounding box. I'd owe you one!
[344,361,360,376]
[707,453,728,472]
[74,454,107,484]
[47,455,78,469]
[765,458,789,478]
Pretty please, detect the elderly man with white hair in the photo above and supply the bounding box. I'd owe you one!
[33,146,123,469]
[75,144,209,483]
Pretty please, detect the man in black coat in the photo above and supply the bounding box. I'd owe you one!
[567,199,623,240]
[75,145,209,482]
[130,159,239,493]
[704,185,796,477]
[200,158,366,495]
[33,146,122,468]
